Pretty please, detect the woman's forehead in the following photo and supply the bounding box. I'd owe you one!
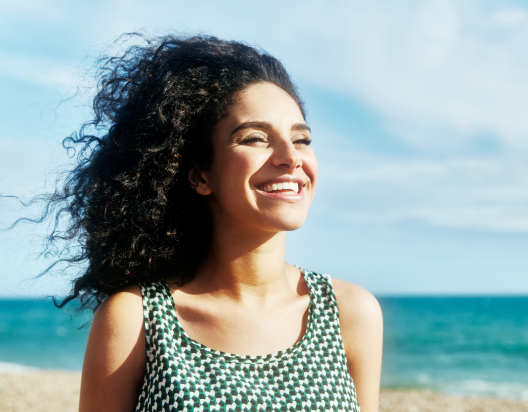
[225,83,305,128]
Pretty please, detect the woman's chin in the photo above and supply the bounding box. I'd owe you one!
[261,214,308,233]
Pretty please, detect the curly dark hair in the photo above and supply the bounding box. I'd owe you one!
[17,33,305,310]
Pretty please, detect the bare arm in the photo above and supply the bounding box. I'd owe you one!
[332,279,383,412]
[79,286,145,412]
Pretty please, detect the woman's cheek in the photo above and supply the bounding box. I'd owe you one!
[302,152,318,188]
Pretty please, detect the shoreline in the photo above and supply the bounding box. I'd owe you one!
[1,370,528,411]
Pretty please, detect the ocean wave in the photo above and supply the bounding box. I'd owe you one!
[442,379,528,401]
[383,373,528,401]
[0,362,38,374]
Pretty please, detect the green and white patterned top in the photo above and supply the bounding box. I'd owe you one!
[136,268,361,411]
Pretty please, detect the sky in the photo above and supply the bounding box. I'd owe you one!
[1,0,528,296]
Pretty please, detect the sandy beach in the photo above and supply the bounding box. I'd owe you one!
[1,370,527,412]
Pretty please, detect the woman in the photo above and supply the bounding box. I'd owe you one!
[56,34,382,411]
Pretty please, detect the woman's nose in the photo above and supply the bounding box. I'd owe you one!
[271,139,302,171]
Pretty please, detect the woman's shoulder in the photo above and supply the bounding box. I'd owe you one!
[329,278,383,412]
[331,278,382,319]
[90,284,144,346]
[329,278,383,343]
[95,284,143,315]
[81,284,146,411]
[301,270,382,329]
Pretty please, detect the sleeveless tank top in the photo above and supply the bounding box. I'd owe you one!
[136,269,360,411]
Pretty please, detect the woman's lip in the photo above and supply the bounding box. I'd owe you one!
[255,187,305,202]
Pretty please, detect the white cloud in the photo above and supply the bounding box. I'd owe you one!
[0,136,74,197]
[492,9,528,27]
[0,0,67,22]
[275,0,528,149]
[316,143,528,232]
[0,51,76,87]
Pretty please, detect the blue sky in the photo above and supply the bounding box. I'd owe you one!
[1,0,528,296]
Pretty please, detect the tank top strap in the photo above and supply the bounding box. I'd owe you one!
[138,280,183,374]
[300,268,340,321]
[300,269,347,360]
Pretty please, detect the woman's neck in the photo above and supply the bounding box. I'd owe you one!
[191,224,293,303]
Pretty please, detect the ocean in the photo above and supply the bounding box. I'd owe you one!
[380,296,528,400]
[1,296,527,400]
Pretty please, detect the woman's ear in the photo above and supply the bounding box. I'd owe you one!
[188,165,212,195]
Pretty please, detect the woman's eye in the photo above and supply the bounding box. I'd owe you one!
[293,137,312,146]
[242,135,268,145]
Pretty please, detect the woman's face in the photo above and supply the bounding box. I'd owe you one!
[195,82,317,235]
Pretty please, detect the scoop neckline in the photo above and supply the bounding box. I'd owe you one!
[160,268,315,364]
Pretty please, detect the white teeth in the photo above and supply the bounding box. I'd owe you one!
[261,182,300,193]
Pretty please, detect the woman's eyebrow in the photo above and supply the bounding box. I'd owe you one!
[231,121,311,135]
[231,121,272,135]
[291,122,311,133]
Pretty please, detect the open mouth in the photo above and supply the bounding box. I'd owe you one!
[258,182,300,194]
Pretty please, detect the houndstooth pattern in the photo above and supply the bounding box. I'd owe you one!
[136,269,361,411]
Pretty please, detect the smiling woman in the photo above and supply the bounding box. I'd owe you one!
[30,33,382,412]
[192,83,317,235]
